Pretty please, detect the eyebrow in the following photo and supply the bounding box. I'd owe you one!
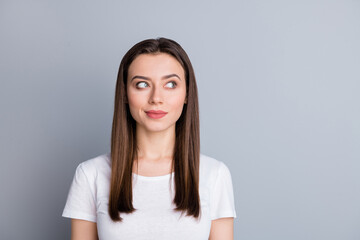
[130,74,181,82]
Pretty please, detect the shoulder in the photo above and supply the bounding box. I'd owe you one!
[62,154,110,222]
[200,153,237,219]
[199,153,231,181]
[76,153,111,179]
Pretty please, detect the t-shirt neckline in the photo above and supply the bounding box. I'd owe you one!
[132,172,174,180]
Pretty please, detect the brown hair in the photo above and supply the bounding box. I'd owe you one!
[109,38,200,222]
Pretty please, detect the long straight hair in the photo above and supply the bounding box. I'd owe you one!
[109,38,200,222]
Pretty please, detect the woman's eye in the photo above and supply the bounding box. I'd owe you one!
[136,82,148,88]
[165,81,177,89]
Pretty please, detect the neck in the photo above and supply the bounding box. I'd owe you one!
[135,125,175,162]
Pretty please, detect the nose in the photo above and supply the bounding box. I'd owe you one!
[148,85,163,104]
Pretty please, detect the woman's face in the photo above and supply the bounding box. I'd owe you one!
[126,53,187,133]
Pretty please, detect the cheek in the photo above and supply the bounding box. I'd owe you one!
[128,95,140,107]
[127,93,146,120]
[127,90,146,108]
[168,93,186,110]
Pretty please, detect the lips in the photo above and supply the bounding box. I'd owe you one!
[145,110,168,119]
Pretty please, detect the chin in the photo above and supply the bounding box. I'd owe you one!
[146,126,173,133]
[138,122,175,133]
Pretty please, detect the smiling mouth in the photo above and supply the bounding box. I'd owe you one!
[145,110,168,119]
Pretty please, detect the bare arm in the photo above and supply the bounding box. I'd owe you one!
[209,217,234,240]
[71,219,98,240]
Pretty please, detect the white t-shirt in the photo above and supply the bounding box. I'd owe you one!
[62,153,236,240]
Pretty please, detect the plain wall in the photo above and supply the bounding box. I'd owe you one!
[0,0,359,239]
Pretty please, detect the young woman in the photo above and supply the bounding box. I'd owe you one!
[62,38,237,239]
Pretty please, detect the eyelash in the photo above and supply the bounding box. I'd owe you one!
[135,81,177,89]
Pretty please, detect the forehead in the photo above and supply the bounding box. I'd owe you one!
[128,53,185,78]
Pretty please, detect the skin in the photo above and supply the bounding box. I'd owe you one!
[71,219,98,240]
[209,217,234,240]
[127,53,187,174]
[71,53,234,240]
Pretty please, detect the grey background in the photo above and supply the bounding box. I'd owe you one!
[0,0,359,239]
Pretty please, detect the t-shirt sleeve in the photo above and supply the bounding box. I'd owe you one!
[210,161,237,220]
[62,163,97,222]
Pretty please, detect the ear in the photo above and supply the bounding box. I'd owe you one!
[184,96,188,104]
